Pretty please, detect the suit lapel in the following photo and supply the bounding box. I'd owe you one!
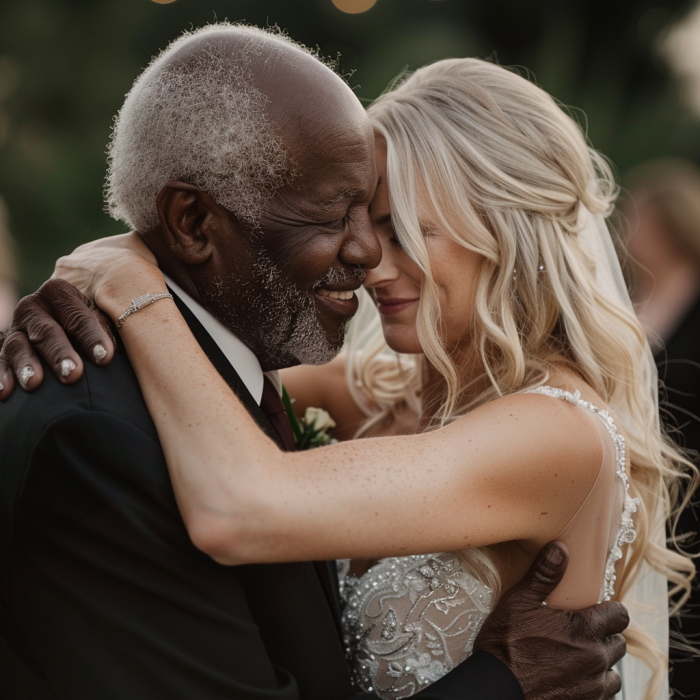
[170,291,283,449]
[170,291,344,638]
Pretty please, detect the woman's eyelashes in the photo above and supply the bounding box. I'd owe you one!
[387,226,407,251]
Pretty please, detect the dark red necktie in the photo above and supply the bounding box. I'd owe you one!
[260,375,296,452]
[260,375,342,635]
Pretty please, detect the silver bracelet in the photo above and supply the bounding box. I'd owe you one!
[117,292,174,329]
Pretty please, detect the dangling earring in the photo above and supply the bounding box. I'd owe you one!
[513,263,545,282]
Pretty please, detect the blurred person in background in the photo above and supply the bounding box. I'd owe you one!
[0,197,18,330]
[624,158,700,698]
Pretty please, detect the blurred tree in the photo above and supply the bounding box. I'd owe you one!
[0,0,699,291]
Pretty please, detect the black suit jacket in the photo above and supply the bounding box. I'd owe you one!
[0,295,523,700]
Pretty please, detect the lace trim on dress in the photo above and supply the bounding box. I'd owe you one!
[522,386,640,602]
[339,552,492,699]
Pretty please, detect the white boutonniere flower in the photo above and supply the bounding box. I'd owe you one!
[282,388,338,449]
[303,407,336,433]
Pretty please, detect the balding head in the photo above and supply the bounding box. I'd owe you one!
[106,23,367,233]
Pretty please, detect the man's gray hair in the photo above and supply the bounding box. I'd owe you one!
[106,23,312,232]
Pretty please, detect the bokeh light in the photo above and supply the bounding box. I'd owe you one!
[331,0,378,14]
[151,0,177,4]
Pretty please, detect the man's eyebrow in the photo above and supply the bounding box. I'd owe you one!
[318,188,363,209]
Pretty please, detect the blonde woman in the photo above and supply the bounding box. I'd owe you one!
[3,59,696,699]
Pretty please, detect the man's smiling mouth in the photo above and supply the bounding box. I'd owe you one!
[312,266,365,315]
[315,288,355,300]
[313,284,361,316]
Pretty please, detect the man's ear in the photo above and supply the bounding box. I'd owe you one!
[155,181,228,265]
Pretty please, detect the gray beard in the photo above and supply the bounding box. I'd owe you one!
[205,250,364,368]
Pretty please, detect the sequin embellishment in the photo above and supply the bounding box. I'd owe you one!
[339,553,492,699]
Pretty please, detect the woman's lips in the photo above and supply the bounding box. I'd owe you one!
[376,298,419,316]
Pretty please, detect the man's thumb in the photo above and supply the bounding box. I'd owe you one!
[510,541,569,608]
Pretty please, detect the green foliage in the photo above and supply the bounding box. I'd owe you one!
[1,0,699,292]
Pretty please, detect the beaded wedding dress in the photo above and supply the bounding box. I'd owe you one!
[338,386,640,700]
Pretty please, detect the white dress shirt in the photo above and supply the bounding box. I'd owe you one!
[163,275,281,405]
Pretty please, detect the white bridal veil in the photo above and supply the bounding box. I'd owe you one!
[578,206,669,700]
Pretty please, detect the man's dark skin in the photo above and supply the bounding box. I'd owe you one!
[0,28,627,700]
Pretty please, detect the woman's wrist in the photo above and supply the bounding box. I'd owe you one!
[95,259,168,327]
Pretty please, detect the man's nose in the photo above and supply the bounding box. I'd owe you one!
[364,237,400,289]
[339,212,382,269]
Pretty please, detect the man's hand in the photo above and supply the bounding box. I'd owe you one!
[474,542,628,700]
[0,279,115,399]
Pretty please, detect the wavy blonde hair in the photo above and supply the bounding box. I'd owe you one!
[347,58,698,698]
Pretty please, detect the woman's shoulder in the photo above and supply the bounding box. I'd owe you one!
[455,379,608,490]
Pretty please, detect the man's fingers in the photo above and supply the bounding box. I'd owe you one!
[13,293,85,384]
[40,279,115,366]
[604,632,627,669]
[0,355,15,401]
[93,306,116,364]
[584,601,630,640]
[1,330,44,392]
[604,668,622,698]
[508,541,570,608]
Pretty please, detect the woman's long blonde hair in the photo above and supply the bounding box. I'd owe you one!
[347,58,698,697]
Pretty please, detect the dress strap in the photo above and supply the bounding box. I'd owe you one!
[522,386,640,601]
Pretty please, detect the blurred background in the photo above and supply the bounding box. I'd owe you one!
[3,0,700,295]
[2,0,700,694]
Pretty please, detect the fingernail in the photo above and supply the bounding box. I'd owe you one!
[548,544,566,565]
[93,344,107,364]
[60,359,77,377]
[19,366,35,388]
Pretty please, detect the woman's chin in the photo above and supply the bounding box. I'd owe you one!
[382,327,423,355]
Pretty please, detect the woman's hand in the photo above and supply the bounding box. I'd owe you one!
[52,232,160,317]
[0,233,164,398]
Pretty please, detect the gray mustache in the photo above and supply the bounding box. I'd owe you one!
[317,265,366,287]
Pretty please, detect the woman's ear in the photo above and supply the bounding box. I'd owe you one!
[155,181,226,265]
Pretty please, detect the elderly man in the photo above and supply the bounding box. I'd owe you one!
[0,24,626,699]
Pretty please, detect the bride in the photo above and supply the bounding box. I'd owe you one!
[4,58,697,699]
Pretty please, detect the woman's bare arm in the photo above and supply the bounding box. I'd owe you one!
[10,240,603,566]
[94,268,600,566]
